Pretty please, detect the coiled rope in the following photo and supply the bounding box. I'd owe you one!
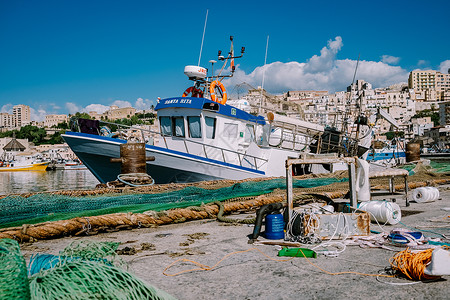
[390,248,440,281]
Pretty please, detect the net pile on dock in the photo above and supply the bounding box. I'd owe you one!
[0,238,30,299]
[0,239,175,300]
[0,177,342,228]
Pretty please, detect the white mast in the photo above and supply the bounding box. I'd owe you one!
[260,35,269,112]
[198,9,209,66]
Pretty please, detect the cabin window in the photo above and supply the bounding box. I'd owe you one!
[188,116,202,138]
[205,117,216,139]
[173,117,185,137]
[223,123,238,138]
[244,124,254,143]
[160,116,172,136]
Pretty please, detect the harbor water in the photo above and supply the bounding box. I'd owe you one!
[0,169,99,195]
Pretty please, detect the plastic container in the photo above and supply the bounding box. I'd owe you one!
[265,213,284,240]
[278,248,317,258]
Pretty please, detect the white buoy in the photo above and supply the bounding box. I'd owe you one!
[358,200,401,225]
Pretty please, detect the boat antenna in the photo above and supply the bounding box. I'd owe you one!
[342,53,360,131]
[351,53,360,85]
[198,9,209,66]
[260,35,269,112]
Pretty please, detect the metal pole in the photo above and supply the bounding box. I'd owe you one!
[286,160,293,223]
[348,162,357,208]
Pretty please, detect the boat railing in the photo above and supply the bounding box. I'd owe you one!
[94,120,269,171]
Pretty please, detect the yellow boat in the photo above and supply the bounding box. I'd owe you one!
[0,160,49,171]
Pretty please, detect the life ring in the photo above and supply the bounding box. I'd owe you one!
[182,86,204,98]
[209,80,227,105]
[0,161,3,167]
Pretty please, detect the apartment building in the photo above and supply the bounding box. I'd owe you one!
[0,112,15,129]
[408,70,450,101]
[411,117,434,137]
[88,105,137,121]
[44,114,69,128]
[12,104,31,127]
[439,101,450,125]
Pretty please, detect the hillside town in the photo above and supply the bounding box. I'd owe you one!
[1,69,450,160]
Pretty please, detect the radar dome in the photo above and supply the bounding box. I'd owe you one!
[184,66,207,79]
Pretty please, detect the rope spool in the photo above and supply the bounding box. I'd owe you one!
[358,200,401,225]
[411,187,439,203]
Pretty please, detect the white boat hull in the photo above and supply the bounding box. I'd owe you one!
[62,132,265,184]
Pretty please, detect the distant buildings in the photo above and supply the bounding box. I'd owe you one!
[0,105,31,130]
[88,105,136,121]
[44,114,69,128]
[408,69,450,101]
[439,101,450,125]
[0,113,15,129]
[13,104,31,127]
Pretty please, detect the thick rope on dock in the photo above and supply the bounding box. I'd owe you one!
[0,169,448,243]
[0,194,284,243]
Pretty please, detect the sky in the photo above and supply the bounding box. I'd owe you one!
[1,0,449,121]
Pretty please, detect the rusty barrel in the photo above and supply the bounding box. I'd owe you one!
[110,143,155,174]
[405,143,420,162]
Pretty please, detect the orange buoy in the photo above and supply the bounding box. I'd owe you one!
[209,80,227,104]
[182,86,204,98]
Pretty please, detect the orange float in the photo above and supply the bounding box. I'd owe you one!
[182,86,204,98]
[209,80,227,105]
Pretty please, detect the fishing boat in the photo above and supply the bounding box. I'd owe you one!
[0,154,49,172]
[62,37,371,184]
[63,159,87,170]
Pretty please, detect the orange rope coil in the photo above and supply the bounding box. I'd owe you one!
[390,248,440,281]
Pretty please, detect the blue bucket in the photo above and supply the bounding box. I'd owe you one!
[265,213,284,240]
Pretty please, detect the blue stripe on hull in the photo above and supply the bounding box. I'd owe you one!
[366,151,406,161]
[62,132,264,184]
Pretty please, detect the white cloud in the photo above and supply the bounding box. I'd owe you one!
[224,36,409,94]
[439,60,450,74]
[111,100,132,108]
[381,55,400,65]
[1,104,13,113]
[30,107,47,122]
[304,36,342,73]
[135,98,155,110]
[417,60,428,66]
[65,102,81,114]
[83,104,109,114]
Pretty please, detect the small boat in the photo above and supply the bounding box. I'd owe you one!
[0,155,49,172]
[366,140,406,167]
[64,160,87,170]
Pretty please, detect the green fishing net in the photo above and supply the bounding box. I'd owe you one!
[0,177,341,227]
[29,260,176,300]
[430,160,450,173]
[0,239,176,300]
[59,240,122,266]
[0,239,30,299]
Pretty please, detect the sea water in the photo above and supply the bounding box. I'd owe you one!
[0,169,99,195]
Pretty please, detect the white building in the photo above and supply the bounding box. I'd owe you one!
[13,104,31,127]
[44,114,69,128]
[0,113,15,129]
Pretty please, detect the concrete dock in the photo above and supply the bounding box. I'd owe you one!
[19,185,450,299]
